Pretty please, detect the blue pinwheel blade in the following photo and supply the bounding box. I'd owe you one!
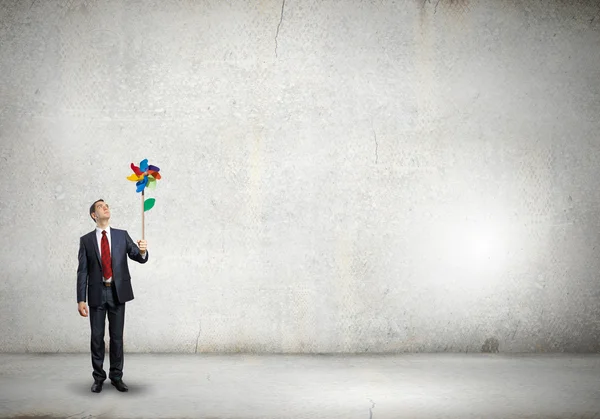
[139,159,149,172]
[135,175,149,192]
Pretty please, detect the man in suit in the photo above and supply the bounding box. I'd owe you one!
[77,199,149,393]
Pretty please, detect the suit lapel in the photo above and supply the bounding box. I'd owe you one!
[110,228,120,263]
[92,230,101,265]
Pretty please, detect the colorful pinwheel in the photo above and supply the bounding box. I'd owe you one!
[127,158,162,239]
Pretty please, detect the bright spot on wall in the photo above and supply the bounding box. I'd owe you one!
[440,217,510,275]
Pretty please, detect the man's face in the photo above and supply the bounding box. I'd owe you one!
[93,201,110,222]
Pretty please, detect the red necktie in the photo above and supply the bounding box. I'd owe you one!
[101,230,113,279]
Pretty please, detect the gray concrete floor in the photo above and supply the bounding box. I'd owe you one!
[0,353,599,419]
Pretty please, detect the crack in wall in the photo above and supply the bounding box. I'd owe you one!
[275,0,287,57]
[373,129,378,164]
[195,320,201,353]
[65,411,86,419]
[371,120,378,164]
[421,0,469,15]
[512,321,521,340]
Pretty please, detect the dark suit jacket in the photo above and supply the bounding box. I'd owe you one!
[77,228,149,307]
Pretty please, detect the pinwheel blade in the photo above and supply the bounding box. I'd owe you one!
[148,164,160,172]
[127,173,142,181]
[139,159,149,173]
[144,198,156,211]
[130,163,142,176]
[135,176,148,192]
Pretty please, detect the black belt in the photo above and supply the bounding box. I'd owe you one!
[103,281,113,287]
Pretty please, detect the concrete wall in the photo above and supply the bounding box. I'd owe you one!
[1,0,599,353]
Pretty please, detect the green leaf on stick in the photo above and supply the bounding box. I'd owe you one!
[144,198,156,212]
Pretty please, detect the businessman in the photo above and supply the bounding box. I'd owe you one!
[77,199,149,393]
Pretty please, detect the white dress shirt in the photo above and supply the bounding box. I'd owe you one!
[96,226,113,283]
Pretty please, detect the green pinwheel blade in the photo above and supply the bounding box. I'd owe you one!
[144,198,156,212]
[147,176,157,189]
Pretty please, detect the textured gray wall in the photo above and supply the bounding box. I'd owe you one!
[1,0,600,353]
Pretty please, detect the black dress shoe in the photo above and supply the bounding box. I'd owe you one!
[111,379,128,392]
[91,381,103,393]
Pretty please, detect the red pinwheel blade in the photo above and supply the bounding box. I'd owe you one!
[131,163,142,176]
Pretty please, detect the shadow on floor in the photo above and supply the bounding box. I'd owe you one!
[66,380,153,396]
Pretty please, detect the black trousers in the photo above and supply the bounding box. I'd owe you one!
[89,284,125,382]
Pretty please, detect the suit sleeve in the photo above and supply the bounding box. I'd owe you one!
[125,231,149,264]
[76,237,88,303]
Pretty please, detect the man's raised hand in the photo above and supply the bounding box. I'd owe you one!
[137,239,147,255]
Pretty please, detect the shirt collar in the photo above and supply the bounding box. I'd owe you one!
[96,226,111,235]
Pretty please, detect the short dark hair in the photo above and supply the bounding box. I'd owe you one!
[90,199,104,223]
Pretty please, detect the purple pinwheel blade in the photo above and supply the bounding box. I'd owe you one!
[148,164,160,172]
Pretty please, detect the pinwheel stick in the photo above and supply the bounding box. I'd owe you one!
[141,189,145,240]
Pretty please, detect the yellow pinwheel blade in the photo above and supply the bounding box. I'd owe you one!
[127,173,142,181]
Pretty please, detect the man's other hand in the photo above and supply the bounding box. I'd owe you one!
[78,302,88,317]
